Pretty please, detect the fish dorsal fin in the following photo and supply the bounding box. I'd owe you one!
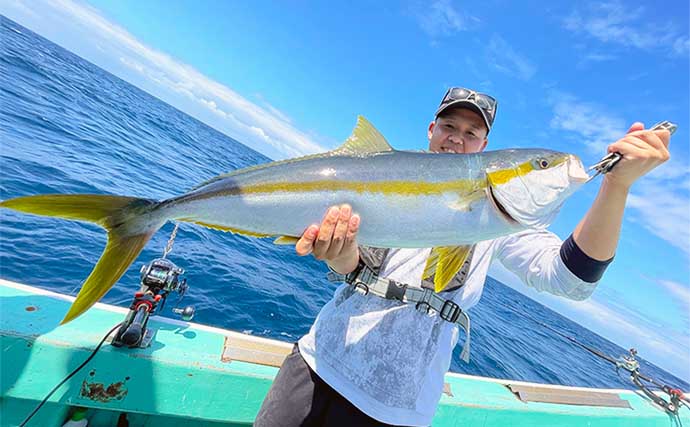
[190,116,391,191]
[331,115,393,155]
[423,245,473,293]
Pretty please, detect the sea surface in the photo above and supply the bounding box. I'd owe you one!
[1,16,687,394]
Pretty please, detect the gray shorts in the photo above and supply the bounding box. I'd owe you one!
[254,343,411,427]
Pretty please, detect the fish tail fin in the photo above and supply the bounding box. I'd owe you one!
[0,194,163,324]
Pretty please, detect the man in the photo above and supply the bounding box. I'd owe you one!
[255,87,671,426]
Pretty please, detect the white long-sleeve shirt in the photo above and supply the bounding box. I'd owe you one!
[298,229,598,426]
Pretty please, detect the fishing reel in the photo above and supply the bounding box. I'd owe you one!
[618,348,640,373]
[615,347,689,414]
[140,258,188,295]
[112,257,195,348]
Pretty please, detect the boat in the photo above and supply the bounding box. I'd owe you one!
[2,278,688,427]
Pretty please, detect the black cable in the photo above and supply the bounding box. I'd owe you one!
[19,322,123,427]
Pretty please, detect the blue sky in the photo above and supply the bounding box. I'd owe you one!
[2,0,689,380]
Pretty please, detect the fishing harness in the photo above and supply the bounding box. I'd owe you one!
[327,251,473,363]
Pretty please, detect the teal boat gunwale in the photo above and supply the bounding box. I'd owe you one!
[1,278,688,427]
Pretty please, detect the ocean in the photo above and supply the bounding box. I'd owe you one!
[1,16,687,393]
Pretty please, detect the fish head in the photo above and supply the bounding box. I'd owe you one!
[486,150,589,228]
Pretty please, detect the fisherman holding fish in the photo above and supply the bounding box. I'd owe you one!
[255,87,672,426]
[0,85,672,426]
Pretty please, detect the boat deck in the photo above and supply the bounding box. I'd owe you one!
[1,279,687,426]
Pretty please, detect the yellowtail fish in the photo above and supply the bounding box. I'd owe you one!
[0,116,589,323]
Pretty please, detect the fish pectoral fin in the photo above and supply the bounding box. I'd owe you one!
[273,235,300,245]
[423,248,440,279]
[448,190,484,212]
[423,245,472,293]
[331,116,394,155]
[182,219,273,238]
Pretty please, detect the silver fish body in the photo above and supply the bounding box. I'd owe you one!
[0,116,589,322]
[159,148,586,247]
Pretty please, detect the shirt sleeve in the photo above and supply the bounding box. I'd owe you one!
[492,229,598,301]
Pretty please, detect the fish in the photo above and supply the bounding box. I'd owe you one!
[0,116,590,323]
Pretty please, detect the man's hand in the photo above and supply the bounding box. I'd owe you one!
[605,122,671,190]
[295,204,361,275]
[572,122,672,260]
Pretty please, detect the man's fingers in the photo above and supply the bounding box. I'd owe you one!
[313,206,340,259]
[295,225,318,256]
[626,122,645,134]
[608,133,670,161]
[653,129,672,148]
[326,204,351,258]
[342,214,360,249]
[608,136,648,153]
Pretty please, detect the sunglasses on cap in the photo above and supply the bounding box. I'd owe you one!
[437,87,498,131]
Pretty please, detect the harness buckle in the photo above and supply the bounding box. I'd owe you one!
[440,299,461,323]
[415,288,434,314]
[384,280,407,301]
[352,281,370,295]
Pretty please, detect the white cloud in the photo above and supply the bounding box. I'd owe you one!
[548,93,626,154]
[583,53,617,62]
[656,279,690,306]
[1,0,328,160]
[488,263,690,381]
[410,0,479,39]
[564,1,689,57]
[560,297,689,367]
[486,35,536,81]
[547,92,690,256]
[576,52,618,69]
[626,180,690,257]
[674,36,690,56]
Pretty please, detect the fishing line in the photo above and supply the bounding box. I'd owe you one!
[19,322,123,427]
[498,301,688,416]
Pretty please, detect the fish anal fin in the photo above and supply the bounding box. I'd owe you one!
[274,235,300,245]
[181,219,273,238]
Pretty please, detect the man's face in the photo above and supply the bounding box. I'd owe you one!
[428,107,488,154]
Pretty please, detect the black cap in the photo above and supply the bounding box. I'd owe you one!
[435,88,497,134]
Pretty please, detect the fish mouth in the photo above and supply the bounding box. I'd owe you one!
[486,185,518,225]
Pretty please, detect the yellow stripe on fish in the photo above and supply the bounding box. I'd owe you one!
[208,178,485,198]
[487,156,570,186]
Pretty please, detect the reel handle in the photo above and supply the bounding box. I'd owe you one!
[172,306,195,321]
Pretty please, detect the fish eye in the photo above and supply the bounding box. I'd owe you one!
[537,158,549,169]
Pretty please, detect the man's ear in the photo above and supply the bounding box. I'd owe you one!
[427,121,436,140]
[480,138,488,152]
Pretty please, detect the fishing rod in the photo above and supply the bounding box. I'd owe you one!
[506,304,689,415]
[20,223,195,425]
[580,119,688,413]
[112,223,195,348]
